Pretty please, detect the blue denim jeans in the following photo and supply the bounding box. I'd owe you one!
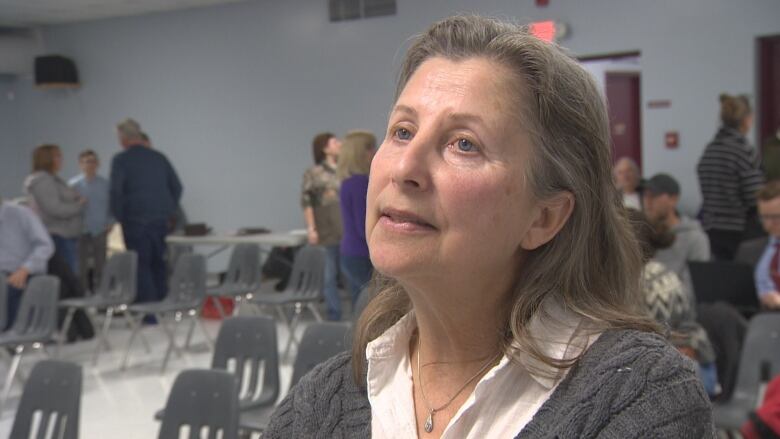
[52,234,78,275]
[5,283,23,330]
[122,220,169,304]
[322,245,342,321]
[340,254,372,305]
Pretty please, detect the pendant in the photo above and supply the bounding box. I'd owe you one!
[424,411,434,433]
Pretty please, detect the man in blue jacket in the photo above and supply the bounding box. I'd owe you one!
[110,119,182,307]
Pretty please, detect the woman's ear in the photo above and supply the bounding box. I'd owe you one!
[520,192,575,250]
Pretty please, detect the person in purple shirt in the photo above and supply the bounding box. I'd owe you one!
[337,131,376,305]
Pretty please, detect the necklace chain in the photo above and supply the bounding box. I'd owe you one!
[416,333,500,433]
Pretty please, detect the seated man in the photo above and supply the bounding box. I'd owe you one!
[0,197,54,328]
[755,181,780,309]
[643,173,710,297]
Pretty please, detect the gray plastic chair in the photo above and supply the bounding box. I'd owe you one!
[207,244,261,318]
[155,316,280,422]
[250,246,326,355]
[59,251,139,364]
[213,316,279,410]
[713,313,780,431]
[239,321,350,434]
[158,369,239,439]
[10,359,82,439]
[121,253,211,372]
[0,275,60,411]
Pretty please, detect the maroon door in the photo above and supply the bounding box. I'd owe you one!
[605,72,642,172]
[759,35,780,145]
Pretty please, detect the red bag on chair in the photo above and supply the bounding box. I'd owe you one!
[201,297,234,320]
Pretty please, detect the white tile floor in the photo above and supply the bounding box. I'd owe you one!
[0,306,321,439]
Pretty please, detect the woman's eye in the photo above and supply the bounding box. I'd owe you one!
[456,138,478,152]
[395,128,412,141]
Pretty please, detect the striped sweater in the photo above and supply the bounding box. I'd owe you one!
[697,126,764,232]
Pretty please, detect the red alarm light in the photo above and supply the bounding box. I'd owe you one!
[530,21,556,42]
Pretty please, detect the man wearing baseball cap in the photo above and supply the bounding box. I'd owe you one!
[643,173,711,294]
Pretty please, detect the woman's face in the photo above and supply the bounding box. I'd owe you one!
[366,57,537,284]
[325,137,342,159]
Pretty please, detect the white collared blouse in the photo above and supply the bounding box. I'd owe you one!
[366,300,599,438]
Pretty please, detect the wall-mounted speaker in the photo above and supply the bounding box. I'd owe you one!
[34,55,79,89]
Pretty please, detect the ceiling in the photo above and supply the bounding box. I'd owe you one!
[0,0,248,26]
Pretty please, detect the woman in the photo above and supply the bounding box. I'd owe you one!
[301,132,343,320]
[268,15,712,438]
[697,94,764,261]
[24,144,85,274]
[628,209,719,397]
[337,130,376,307]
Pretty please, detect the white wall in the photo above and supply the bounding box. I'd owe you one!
[1,0,779,225]
[0,81,23,198]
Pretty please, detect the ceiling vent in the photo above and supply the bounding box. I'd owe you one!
[329,0,396,22]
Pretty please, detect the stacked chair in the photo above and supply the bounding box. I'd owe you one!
[239,320,351,435]
[121,253,211,372]
[250,245,327,355]
[0,275,60,411]
[58,251,139,365]
[155,316,280,422]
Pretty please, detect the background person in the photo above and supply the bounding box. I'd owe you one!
[301,132,343,320]
[337,130,376,308]
[642,173,710,296]
[0,197,55,329]
[754,181,780,309]
[628,209,718,396]
[110,118,182,310]
[70,149,113,291]
[24,144,85,274]
[613,157,642,210]
[697,94,764,260]
[266,15,712,438]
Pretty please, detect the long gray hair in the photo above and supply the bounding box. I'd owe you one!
[352,15,657,383]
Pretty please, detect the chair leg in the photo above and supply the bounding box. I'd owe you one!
[121,314,142,371]
[93,307,114,366]
[84,308,108,350]
[0,346,24,412]
[184,315,196,349]
[232,295,244,316]
[159,314,183,373]
[283,303,304,357]
[306,303,324,322]
[57,308,77,354]
[213,296,226,319]
[195,316,214,350]
[123,311,150,354]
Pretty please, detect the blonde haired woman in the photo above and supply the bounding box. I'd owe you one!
[267,15,712,438]
[337,131,376,306]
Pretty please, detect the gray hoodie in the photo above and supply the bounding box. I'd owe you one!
[24,171,84,238]
[654,215,711,304]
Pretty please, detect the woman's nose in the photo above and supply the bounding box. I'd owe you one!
[391,135,433,192]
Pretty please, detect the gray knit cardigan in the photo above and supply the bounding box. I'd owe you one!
[265,329,715,438]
